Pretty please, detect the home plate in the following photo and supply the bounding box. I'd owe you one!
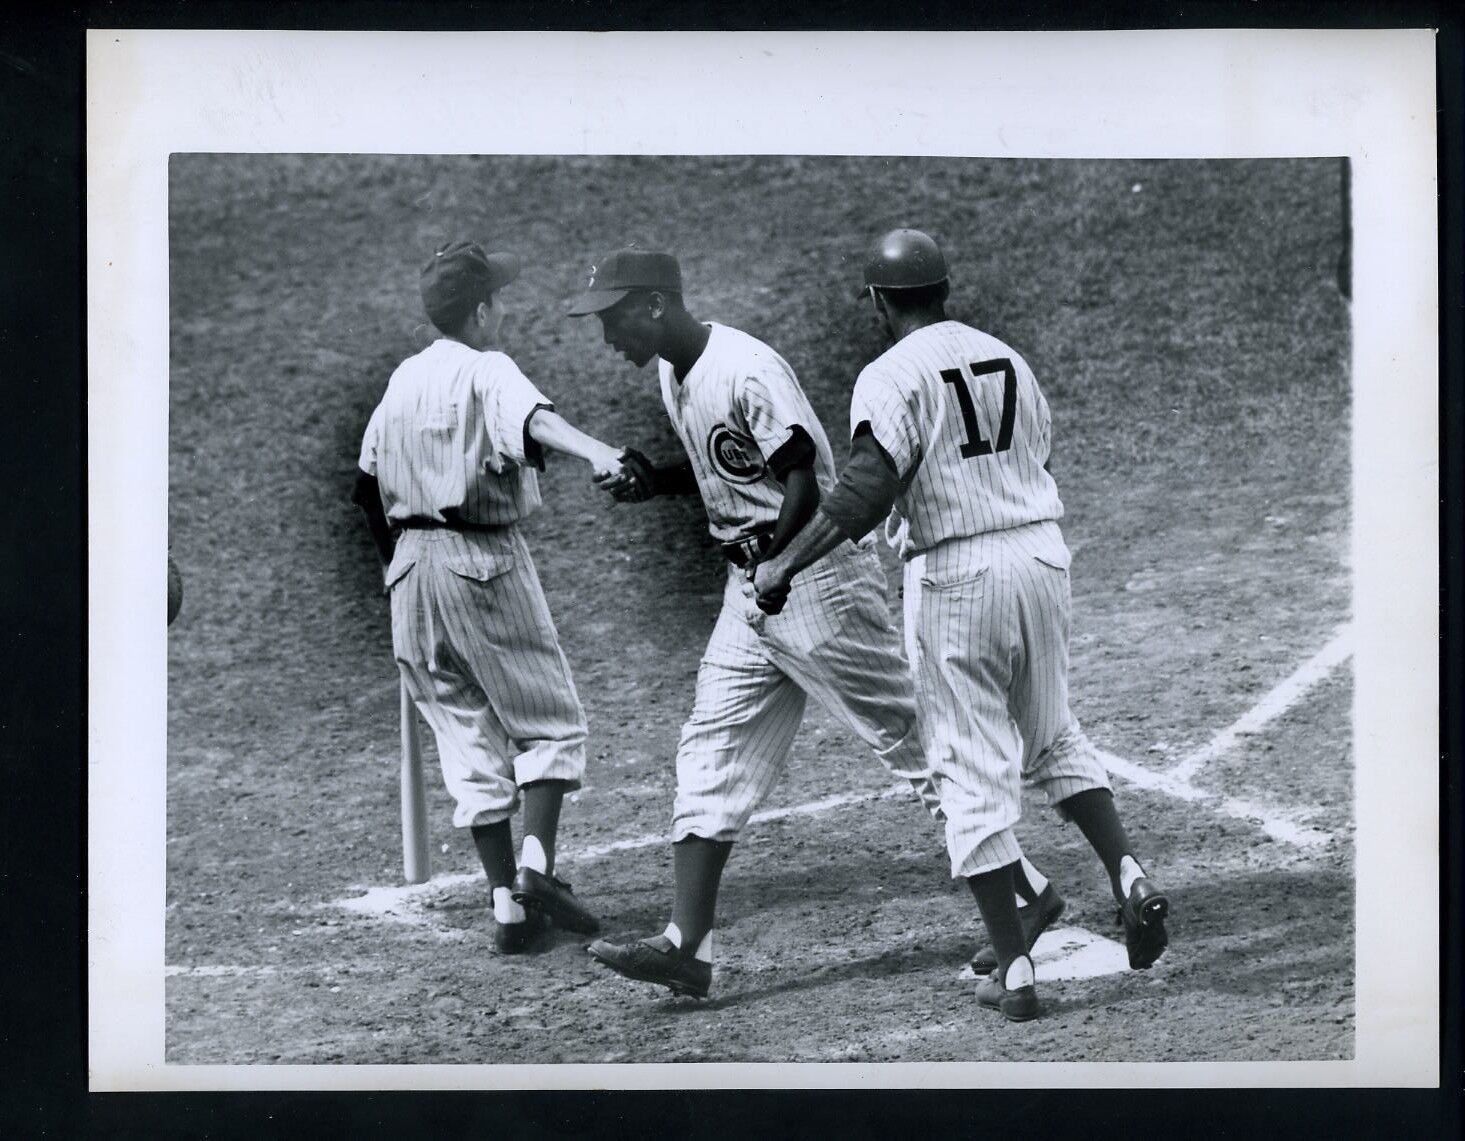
[956,926,1130,982]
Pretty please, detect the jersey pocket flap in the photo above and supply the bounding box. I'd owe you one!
[443,551,516,583]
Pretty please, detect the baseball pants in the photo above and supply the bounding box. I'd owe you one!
[671,536,940,843]
[388,526,588,828]
[902,520,1112,879]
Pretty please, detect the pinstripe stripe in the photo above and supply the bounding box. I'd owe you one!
[673,542,942,840]
[361,340,587,831]
[659,323,838,543]
[390,528,587,829]
[905,524,1109,878]
[866,320,1110,880]
[360,339,548,526]
[851,321,1061,559]
[662,325,943,839]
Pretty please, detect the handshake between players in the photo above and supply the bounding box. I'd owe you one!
[592,447,792,614]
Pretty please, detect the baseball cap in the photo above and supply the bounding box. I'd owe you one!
[420,241,520,327]
[565,248,683,316]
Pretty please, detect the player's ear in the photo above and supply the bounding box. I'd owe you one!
[647,291,666,320]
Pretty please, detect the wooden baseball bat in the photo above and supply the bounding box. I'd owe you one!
[399,678,431,884]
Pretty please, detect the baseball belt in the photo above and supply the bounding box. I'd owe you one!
[721,529,774,569]
[395,515,508,533]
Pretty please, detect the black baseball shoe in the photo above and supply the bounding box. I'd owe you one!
[975,956,1040,1022]
[493,908,549,955]
[511,866,601,935]
[587,935,713,999]
[970,883,1067,974]
[1117,877,1170,970]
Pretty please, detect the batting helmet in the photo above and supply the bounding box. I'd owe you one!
[858,228,948,297]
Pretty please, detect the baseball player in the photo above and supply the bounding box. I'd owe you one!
[755,230,1170,1022]
[562,246,1045,1000]
[353,240,629,953]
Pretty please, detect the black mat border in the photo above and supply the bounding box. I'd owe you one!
[1,3,1458,1136]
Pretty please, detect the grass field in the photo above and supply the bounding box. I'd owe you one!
[166,154,1352,1064]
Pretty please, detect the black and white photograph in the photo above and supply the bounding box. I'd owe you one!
[86,30,1439,1087]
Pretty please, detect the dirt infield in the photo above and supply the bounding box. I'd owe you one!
[166,156,1351,1065]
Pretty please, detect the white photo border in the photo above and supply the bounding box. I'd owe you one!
[86,28,1439,1090]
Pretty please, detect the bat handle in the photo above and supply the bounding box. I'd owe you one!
[399,678,432,885]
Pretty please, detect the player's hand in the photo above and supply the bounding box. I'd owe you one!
[589,445,623,479]
[752,558,792,616]
[594,447,657,503]
[589,447,630,494]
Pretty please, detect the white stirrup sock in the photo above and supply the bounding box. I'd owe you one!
[662,923,714,963]
[1118,855,1145,898]
[492,886,527,924]
[1018,856,1049,904]
[520,835,549,875]
[1003,955,1035,990]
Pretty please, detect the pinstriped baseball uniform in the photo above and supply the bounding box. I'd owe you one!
[660,324,837,543]
[359,339,587,828]
[851,320,1111,878]
[659,323,940,841]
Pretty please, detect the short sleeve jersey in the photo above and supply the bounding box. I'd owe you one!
[358,339,552,526]
[850,320,1063,557]
[658,323,838,544]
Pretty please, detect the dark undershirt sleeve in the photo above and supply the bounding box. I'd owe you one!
[350,467,378,510]
[766,424,817,482]
[351,468,396,567]
[520,402,555,470]
[656,458,699,496]
[821,422,903,542]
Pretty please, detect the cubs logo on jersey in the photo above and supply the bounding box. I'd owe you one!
[658,323,838,544]
[707,423,766,484]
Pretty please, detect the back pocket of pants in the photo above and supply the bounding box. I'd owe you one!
[383,553,417,591]
[919,564,990,591]
[443,551,515,583]
[1032,550,1071,573]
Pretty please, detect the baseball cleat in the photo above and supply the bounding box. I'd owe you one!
[493,909,549,955]
[1117,877,1170,970]
[975,956,1040,1022]
[586,935,712,999]
[511,866,601,935]
[970,883,1067,974]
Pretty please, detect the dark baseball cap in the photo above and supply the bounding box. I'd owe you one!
[565,248,682,316]
[420,241,520,327]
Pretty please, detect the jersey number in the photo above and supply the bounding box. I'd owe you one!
[940,358,1016,459]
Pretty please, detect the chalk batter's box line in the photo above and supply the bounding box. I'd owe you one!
[326,622,1352,924]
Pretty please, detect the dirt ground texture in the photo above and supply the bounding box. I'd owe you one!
[166,156,1352,1065]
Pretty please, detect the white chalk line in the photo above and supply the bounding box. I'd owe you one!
[329,626,1349,923]
[1098,621,1353,849]
[1097,750,1333,848]
[333,785,910,923]
[1169,623,1353,783]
